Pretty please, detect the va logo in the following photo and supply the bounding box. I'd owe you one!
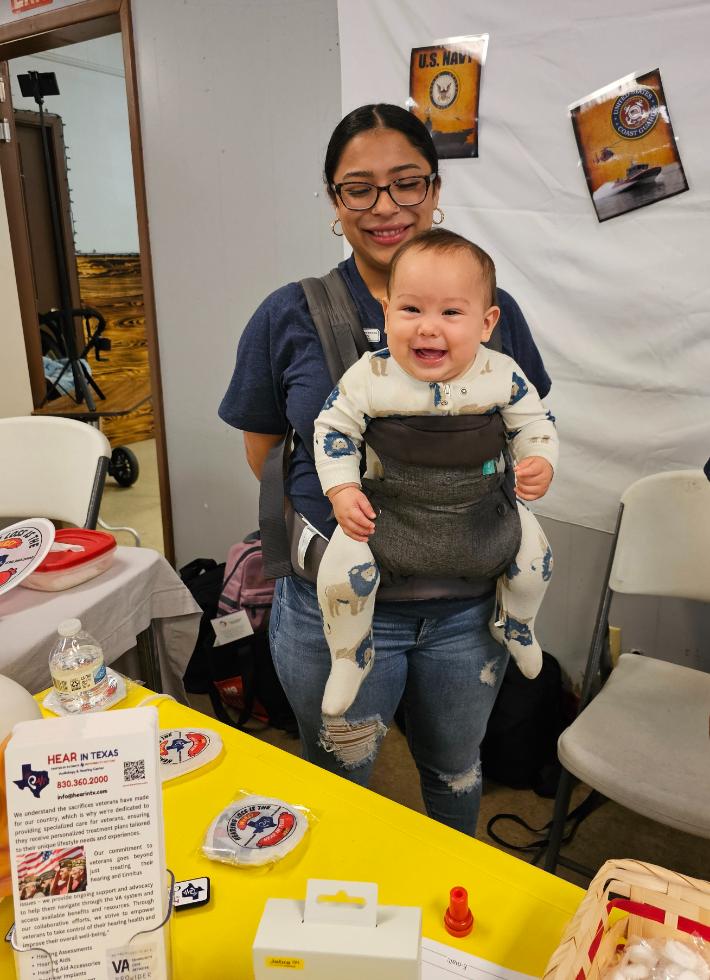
[13,763,50,799]
[111,959,130,974]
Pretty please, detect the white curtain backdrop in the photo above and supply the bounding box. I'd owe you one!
[337,0,710,531]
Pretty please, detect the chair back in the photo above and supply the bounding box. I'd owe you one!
[0,416,111,528]
[610,470,710,602]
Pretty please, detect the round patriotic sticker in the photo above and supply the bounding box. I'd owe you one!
[611,88,659,140]
[203,795,308,866]
[0,519,55,596]
[159,728,223,781]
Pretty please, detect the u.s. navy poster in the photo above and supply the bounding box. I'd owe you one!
[408,35,488,159]
[570,68,688,222]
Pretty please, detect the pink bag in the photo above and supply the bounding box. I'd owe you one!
[217,537,274,631]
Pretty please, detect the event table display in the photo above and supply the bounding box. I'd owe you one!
[0,685,583,979]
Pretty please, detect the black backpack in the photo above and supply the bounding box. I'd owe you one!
[179,544,296,733]
[481,651,566,797]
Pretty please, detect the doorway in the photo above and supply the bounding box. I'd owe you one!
[0,0,173,561]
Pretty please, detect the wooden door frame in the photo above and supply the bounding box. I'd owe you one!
[0,0,174,565]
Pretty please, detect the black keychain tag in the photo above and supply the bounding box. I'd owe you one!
[173,876,211,911]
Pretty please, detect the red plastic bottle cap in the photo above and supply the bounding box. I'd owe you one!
[444,885,474,938]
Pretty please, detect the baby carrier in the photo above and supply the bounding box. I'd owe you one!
[259,268,521,599]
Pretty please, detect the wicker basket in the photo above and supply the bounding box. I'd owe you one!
[543,859,710,979]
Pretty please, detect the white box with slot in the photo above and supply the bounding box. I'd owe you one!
[252,879,421,979]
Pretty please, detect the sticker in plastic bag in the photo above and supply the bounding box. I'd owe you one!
[202,794,310,867]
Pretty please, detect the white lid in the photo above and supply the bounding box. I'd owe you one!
[58,618,82,637]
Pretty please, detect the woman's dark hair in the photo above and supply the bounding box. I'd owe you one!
[324,104,439,200]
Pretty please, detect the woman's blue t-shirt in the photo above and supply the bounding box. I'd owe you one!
[219,254,551,539]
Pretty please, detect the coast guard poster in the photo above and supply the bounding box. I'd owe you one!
[570,68,688,222]
[408,34,488,159]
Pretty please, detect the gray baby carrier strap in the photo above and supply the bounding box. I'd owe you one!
[259,269,515,598]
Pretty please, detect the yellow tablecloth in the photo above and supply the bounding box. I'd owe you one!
[0,685,582,978]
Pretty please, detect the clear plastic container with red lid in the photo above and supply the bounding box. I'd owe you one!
[20,529,117,592]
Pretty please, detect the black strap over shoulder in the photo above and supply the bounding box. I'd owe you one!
[261,269,371,579]
[301,270,369,384]
[259,431,294,579]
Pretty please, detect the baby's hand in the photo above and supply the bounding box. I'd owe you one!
[515,456,553,501]
[328,484,376,542]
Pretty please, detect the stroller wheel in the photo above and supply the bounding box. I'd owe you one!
[109,446,140,487]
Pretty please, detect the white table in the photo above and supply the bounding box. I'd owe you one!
[0,546,200,701]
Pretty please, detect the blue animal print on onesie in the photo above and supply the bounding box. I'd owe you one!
[322,385,340,411]
[429,382,443,407]
[355,632,374,669]
[506,558,521,579]
[323,431,357,458]
[510,372,528,405]
[348,561,379,597]
[540,546,553,581]
[504,615,533,646]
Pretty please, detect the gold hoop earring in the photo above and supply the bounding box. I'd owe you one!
[432,207,445,226]
[330,218,343,237]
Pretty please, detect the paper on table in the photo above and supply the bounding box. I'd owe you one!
[422,938,536,980]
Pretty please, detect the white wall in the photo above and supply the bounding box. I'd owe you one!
[130,0,342,567]
[11,35,139,253]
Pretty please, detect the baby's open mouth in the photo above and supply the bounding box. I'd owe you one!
[413,348,446,361]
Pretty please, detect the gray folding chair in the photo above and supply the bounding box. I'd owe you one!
[544,469,710,875]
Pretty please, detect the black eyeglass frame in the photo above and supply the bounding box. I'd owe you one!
[331,173,438,211]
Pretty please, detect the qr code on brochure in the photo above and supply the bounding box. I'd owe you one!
[124,760,146,782]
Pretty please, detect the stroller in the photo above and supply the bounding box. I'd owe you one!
[39,305,140,487]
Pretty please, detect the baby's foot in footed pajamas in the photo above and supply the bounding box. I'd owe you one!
[501,614,542,679]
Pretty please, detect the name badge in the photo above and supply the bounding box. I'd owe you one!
[212,610,254,645]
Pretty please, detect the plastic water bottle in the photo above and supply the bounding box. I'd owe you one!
[48,619,109,712]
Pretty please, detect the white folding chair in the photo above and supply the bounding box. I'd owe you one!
[0,415,110,528]
[544,469,710,875]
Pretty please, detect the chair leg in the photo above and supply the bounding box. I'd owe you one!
[543,766,575,874]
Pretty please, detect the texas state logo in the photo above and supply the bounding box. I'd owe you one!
[611,88,659,140]
[13,763,50,799]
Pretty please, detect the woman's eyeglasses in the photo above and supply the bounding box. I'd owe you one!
[331,173,437,211]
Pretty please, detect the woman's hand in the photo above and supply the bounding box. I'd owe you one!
[515,456,553,501]
[328,484,376,542]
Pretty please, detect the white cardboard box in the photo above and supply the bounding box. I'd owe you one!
[253,879,421,979]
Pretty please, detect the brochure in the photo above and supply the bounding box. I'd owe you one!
[6,707,167,980]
